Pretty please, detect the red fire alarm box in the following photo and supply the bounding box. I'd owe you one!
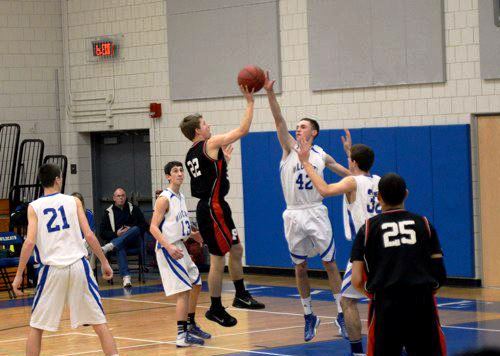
[149,103,162,118]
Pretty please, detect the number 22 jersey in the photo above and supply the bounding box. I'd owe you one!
[185,140,229,201]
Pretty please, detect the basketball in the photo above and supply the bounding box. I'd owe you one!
[237,65,266,93]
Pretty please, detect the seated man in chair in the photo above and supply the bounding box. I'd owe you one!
[99,187,148,288]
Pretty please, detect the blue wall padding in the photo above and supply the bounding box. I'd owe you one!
[241,125,474,278]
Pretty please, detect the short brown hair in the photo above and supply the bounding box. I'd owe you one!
[180,114,202,141]
[350,144,374,172]
[71,192,84,206]
[38,163,61,188]
[300,118,320,134]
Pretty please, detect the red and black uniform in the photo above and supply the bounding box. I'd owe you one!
[186,140,239,256]
[351,209,447,356]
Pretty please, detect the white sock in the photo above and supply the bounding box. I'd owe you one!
[103,242,114,252]
[334,294,342,313]
[301,296,312,315]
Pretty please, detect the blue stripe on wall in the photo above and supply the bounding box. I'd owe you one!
[241,125,474,278]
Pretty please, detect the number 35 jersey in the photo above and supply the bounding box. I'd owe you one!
[186,140,229,201]
[30,193,87,267]
[156,189,191,246]
[280,145,326,208]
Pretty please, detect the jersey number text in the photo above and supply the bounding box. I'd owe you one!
[367,189,382,214]
[43,206,70,233]
[381,221,416,248]
[187,158,202,177]
[296,173,313,190]
[181,220,191,237]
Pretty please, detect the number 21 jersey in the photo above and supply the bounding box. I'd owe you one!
[30,193,87,267]
[280,145,326,208]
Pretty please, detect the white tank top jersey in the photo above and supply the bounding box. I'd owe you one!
[156,188,191,247]
[30,193,87,267]
[343,174,381,241]
[280,145,327,208]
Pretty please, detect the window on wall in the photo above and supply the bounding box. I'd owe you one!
[307,0,445,91]
[166,0,281,100]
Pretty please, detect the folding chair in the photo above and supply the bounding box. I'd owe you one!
[0,232,24,299]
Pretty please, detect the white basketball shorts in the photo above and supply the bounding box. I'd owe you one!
[156,241,201,297]
[341,260,365,299]
[283,204,335,265]
[30,258,106,332]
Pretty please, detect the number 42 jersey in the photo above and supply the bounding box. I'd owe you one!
[280,145,326,208]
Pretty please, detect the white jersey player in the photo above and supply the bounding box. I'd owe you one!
[154,187,201,297]
[12,163,118,356]
[265,72,351,342]
[298,137,378,356]
[342,174,381,296]
[150,161,211,347]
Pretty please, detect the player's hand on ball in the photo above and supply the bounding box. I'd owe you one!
[264,71,275,92]
[296,136,313,163]
[240,85,255,103]
[341,129,352,156]
[12,274,25,297]
[166,244,184,260]
[190,230,204,246]
[101,262,114,280]
[222,144,234,163]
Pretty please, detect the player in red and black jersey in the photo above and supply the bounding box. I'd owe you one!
[351,173,447,356]
[180,85,265,328]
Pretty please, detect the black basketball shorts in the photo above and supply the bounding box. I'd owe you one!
[196,198,240,256]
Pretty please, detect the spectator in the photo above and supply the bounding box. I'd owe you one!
[71,192,95,233]
[99,187,148,288]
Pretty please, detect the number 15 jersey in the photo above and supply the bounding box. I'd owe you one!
[30,193,87,267]
[280,145,326,208]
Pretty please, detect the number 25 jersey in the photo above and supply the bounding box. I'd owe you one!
[30,193,87,267]
[280,145,326,208]
[185,140,229,201]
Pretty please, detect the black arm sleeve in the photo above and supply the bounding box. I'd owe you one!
[429,223,443,255]
[428,222,446,288]
[430,257,447,289]
[351,224,366,262]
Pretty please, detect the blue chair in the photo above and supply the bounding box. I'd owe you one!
[0,232,24,299]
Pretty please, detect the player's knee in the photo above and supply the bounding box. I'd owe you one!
[321,260,337,271]
[340,296,356,310]
[230,243,243,258]
[210,254,225,270]
[295,261,308,275]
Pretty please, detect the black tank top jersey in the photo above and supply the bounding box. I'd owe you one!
[351,210,443,294]
[185,140,230,201]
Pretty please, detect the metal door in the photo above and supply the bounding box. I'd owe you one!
[91,130,152,232]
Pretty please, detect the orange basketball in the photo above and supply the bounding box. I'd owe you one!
[237,65,266,93]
